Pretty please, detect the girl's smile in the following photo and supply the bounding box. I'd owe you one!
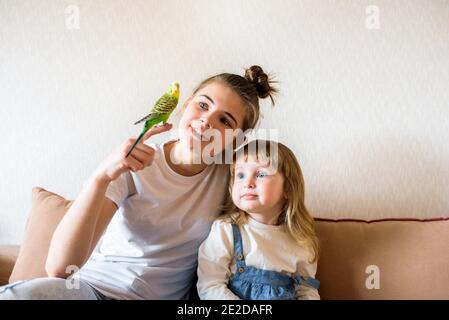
[189,124,212,142]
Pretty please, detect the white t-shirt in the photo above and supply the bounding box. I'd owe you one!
[75,140,230,300]
[197,217,320,300]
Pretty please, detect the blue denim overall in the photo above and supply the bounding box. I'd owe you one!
[228,224,320,300]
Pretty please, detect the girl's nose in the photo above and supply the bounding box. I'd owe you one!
[200,118,212,129]
[244,177,256,189]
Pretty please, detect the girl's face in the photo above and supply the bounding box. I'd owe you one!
[178,81,246,158]
[232,158,285,224]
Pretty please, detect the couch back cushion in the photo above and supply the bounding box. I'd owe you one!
[0,245,20,286]
[9,187,72,283]
[315,218,449,299]
[9,187,449,299]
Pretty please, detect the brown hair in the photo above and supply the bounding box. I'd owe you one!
[222,139,319,263]
[192,65,278,131]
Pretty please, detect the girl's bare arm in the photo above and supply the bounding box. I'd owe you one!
[45,124,173,278]
[45,176,115,278]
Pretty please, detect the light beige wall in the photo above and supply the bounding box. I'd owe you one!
[1,0,448,244]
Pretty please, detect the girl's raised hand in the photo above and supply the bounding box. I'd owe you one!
[94,123,173,183]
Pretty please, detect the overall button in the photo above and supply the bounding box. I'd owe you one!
[238,267,245,273]
[237,254,243,260]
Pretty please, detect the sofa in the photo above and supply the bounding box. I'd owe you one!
[1,187,448,299]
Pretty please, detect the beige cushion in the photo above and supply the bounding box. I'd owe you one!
[0,245,20,286]
[7,186,449,299]
[9,187,72,283]
[315,218,449,300]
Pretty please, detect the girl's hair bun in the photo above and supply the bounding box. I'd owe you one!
[244,65,278,105]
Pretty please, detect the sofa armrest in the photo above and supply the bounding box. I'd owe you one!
[0,245,20,286]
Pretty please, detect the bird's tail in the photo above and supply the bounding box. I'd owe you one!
[125,131,146,158]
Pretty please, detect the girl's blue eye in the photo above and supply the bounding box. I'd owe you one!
[236,172,244,179]
[256,171,267,178]
[199,102,208,110]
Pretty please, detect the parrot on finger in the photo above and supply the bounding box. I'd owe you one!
[126,82,180,158]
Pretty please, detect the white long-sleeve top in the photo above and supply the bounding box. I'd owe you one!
[197,216,320,300]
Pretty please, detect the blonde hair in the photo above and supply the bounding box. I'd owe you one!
[222,139,319,263]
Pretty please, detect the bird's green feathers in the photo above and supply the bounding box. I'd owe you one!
[125,82,180,158]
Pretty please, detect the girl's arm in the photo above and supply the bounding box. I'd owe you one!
[295,261,321,300]
[45,124,173,278]
[197,221,240,300]
[295,283,321,300]
[45,175,116,278]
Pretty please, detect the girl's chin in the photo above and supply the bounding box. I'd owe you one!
[182,138,207,153]
[180,135,219,153]
[177,138,218,162]
[237,204,261,212]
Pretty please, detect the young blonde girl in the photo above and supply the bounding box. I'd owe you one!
[0,66,277,300]
[197,139,320,300]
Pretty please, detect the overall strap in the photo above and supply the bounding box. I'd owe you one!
[231,224,246,268]
[295,275,320,290]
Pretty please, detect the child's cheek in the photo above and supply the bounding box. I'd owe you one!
[231,185,240,205]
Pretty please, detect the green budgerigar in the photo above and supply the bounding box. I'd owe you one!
[126,82,180,158]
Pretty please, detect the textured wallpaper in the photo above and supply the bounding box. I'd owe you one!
[0,0,448,244]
